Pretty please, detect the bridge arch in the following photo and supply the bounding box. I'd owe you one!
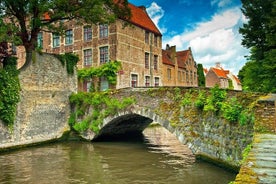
[92,107,195,152]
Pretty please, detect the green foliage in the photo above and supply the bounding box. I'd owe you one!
[221,98,243,123]
[204,85,226,113]
[173,87,182,101]
[55,53,79,75]
[69,91,135,133]
[195,90,207,110]
[239,110,254,126]
[239,0,276,92]
[197,63,205,87]
[0,57,20,126]
[181,92,192,107]
[240,143,252,164]
[78,61,122,90]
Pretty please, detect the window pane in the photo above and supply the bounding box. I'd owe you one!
[145,76,150,87]
[52,33,60,47]
[99,24,108,38]
[145,53,149,69]
[84,49,92,66]
[154,55,158,70]
[84,26,92,41]
[37,32,43,49]
[100,46,109,64]
[131,74,138,87]
[65,29,73,45]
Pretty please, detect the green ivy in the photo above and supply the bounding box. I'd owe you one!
[221,97,243,123]
[195,90,207,110]
[0,57,20,127]
[204,85,227,113]
[69,91,135,133]
[78,61,122,88]
[55,53,79,75]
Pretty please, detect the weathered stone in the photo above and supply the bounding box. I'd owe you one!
[0,53,77,150]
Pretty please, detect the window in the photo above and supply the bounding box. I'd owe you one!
[37,32,43,49]
[131,74,138,87]
[65,29,73,45]
[145,76,150,87]
[145,52,149,69]
[154,35,158,46]
[100,76,109,91]
[100,46,109,64]
[178,71,181,81]
[145,31,149,44]
[99,24,108,38]
[167,68,171,80]
[52,33,60,47]
[84,26,92,41]
[154,77,159,87]
[154,55,158,70]
[84,80,92,92]
[83,49,92,66]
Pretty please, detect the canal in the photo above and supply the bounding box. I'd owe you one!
[0,126,236,184]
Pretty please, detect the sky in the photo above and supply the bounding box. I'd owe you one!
[128,0,249,75]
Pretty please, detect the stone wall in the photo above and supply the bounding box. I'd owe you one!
[76,88,274,170]
[254,94,276,133]
[0,53,77,150]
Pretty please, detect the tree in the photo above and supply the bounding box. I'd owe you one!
[197,63,205,87]
[239,0,276,92]
[0,0,130,69]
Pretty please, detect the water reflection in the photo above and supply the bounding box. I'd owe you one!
[0,126,236,184]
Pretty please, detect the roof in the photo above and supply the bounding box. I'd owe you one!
[176,50,189,69]
[162,50,175,66]
[127,4,162,36]
[233,75,241,84]
[211,67,228,78]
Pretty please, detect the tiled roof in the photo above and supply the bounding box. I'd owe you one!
[211,67,228,78]
[127,4,162,35]
[176,50,189,69]
[162,50,175,66]
[233,75,241,84]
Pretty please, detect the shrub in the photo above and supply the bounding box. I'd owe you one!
[221,97,243,123]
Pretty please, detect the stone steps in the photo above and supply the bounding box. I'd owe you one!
[234,134,276,184]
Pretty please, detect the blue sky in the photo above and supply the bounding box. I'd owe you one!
[128,0,249,75]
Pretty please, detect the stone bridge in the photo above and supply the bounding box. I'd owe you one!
[75,88,276,171]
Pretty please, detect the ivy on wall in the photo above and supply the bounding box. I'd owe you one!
[78,61,121,90]
[0,57,20,127]
[69,90,135,133]
[55,53,79,75]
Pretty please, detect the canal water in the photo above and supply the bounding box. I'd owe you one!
[0,126,236,184]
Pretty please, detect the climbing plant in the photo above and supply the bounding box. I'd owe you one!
[69,90,135,133]
[0,57,20,127]
[55,53,79,75]
[78,60,122,87]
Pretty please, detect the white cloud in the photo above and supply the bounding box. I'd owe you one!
[211,0,232,8]
[162,7,249,75]
[146,2,167,33]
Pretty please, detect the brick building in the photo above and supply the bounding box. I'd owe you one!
[15,3,162,91]
[205,63,242,90]
[162,44,198,87]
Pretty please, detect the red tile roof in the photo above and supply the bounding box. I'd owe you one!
[127,4,162,35]
[176,50,189,69]
[211,67,228,78]
[233,75,241,84]
[162,50,175,66]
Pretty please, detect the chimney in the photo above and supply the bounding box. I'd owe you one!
[215,62,221,68]
[138,6,146,12]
